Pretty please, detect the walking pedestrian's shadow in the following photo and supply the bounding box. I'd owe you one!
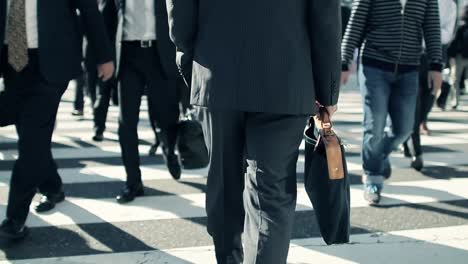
[287,226,468,264]
[0,201,199,263]
[0,225,106,260]
[421,164,468,180]
[290,184,468,263]
[372,183,468,218]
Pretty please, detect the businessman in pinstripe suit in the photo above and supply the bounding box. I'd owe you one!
[167,0,341,263]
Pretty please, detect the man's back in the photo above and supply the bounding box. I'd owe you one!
[168,0,341,115]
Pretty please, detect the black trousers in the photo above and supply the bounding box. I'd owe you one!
[87,63,116,135]
[403,83,435,157]
[118,42,179,187]
[73,68,86,111]
[436,45,452,109]
[198,108,306,264]
[1,48,67,225]
[404,55,435,157]
[147,77,189,147]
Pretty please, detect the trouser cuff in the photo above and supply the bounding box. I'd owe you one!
[362,174,385,185]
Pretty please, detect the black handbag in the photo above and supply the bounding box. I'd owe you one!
[177,111,209,169]
[303,108,350,245]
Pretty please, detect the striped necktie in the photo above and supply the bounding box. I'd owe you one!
[6,0,29,72]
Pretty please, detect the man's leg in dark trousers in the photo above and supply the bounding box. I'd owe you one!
[418,54,436,124]
[118,53,145,188]
[199,109,246,264]
[6,76,66,225]
[87,66,112,135]
[143,47,179,154]
[404,86,424,157]
[93,77,113,135]
[87,66,98,108]
[37,160,63,196]
[201,109,306,264]
[73,71,86,112]
[243,113,306,264]
[404,78,435,158]
[147,95,161,151]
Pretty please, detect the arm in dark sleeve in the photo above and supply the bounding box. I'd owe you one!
[308,0,341,106]
[73,0,113,65]
[423,0,443,71]
[447,27,462,59]
[166,0,198,86]
[102,0,118,44]
[341,0,371,71]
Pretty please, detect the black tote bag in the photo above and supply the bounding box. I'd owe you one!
[177,112,209,170]
[303,108,350,245]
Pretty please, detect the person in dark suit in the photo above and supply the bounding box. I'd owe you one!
[166,0,341,263]
[85,0,118,141]
[113,0,182,204]
[0,0,114,241]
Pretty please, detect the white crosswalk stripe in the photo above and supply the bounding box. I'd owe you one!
[0,86,467,263]
[0,178,467,228]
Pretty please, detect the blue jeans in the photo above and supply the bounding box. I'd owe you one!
[359,65,419,185]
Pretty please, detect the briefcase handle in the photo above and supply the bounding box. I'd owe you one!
[313,107,335,137]
[313,107,345,180]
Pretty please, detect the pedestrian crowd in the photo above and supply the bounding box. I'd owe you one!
[0,0,467,263]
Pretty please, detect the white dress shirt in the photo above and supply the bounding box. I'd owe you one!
[439,0,457,45]
[4,0,39,48]
[123,0,157,41]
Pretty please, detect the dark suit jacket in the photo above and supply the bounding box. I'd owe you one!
[114,0,178,78]
[166,0,341,114]
[0,0,113,83]
[85,0,118,70]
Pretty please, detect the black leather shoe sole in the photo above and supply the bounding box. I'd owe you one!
[71,110,84,116]
[0,225,29,241]
[411,157,424,171]
[164,154,182,180]
[168,164,181,180]
[35,192,65,213]
[92,134,104,142]
[116,188,144,204]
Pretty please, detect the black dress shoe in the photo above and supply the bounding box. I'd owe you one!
[71,110,84,116]
[411,155,424,171]
[116,184,144,204]
[148,140,160,156]
[35,191,65,213]
[163,151,182,180]
[92,133,104,142]
[0,219,29,241]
